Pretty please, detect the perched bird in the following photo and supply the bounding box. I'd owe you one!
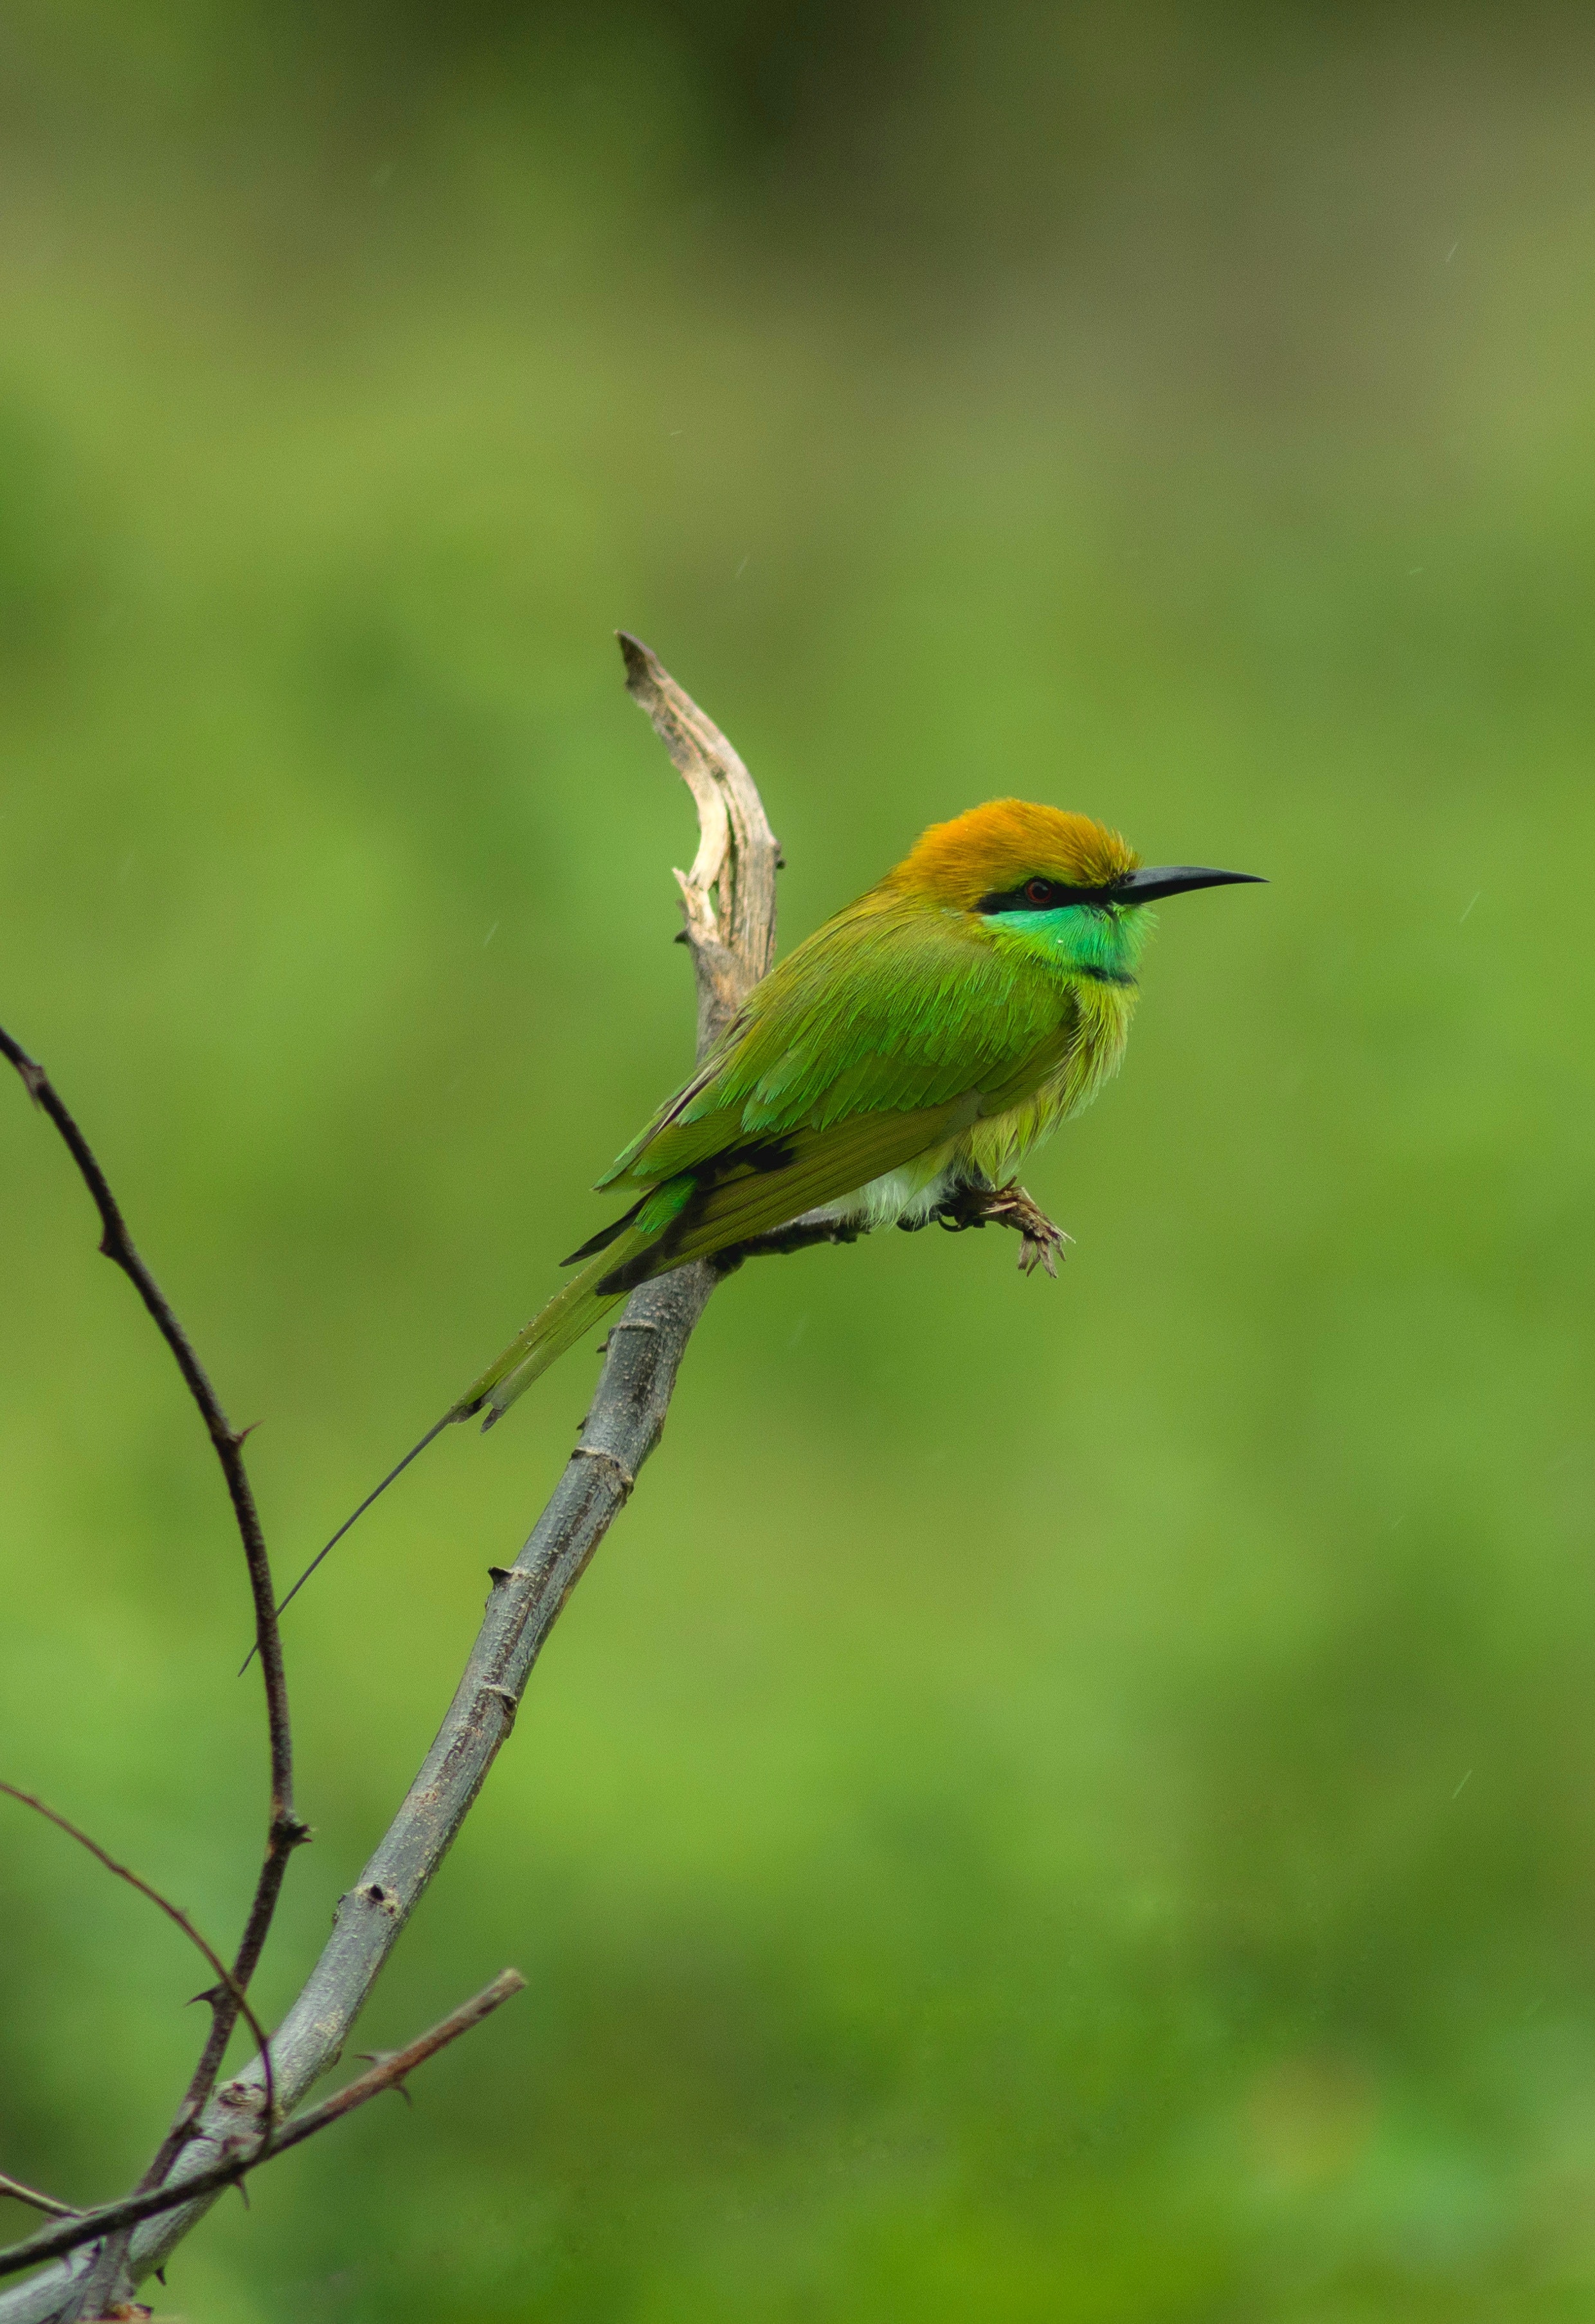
[278,798,1259,1620]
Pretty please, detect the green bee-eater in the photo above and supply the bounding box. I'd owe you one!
[290,798,1260,1605]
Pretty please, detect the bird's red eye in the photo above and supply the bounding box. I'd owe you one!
[1025,878,1052,906]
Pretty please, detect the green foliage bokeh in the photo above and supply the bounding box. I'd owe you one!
[2,6,1594,2317]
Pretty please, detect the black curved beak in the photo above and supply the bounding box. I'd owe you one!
[1115,866,1266,905]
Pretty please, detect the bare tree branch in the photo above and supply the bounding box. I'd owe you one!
[0,635,813,2319]
[0,1030,307,2033]
[0,2188,76,2228]
[0,1972,525,2282]
[0,1785,275,2132]
[0,1031,296,1833]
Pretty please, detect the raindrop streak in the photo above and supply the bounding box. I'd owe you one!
[1452,1770,1473,1799]
[1459,892,1481,924]
[483,923,499,948]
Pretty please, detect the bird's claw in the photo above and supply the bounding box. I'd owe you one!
[926,1183,1071,1278]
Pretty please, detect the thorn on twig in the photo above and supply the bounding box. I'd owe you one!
[0,1779,278,2143]
[0,1969,527,2280]
[487,1564,513,1586]
[354,2054,415,2108]
[231,1419,262,1448]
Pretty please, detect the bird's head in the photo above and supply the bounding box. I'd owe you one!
[888,799,1261,984]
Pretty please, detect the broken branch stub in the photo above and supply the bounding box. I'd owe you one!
[618,631,780,1040]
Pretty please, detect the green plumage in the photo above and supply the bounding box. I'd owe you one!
[453,884,1135,1425]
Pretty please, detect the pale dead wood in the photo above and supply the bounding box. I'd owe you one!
[618,629,780,1032]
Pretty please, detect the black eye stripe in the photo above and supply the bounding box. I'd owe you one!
[978,879,1119,914]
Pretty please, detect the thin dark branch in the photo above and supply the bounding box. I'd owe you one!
[0,1029,308,2317]
[0,2186,75,2226]
[0,1786,275,2133]
[0,1972,525,2282]
[0,1027,296,1827]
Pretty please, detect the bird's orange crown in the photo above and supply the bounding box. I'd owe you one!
[888,798,1139,912]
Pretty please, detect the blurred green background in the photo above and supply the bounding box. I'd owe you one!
[2,3,1594,2317]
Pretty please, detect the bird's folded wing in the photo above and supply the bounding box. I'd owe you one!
[595,1045,741,1187]
[592,1095,981,1292]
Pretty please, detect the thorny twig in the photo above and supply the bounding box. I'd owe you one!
[0,1030,296,1826]
[0,1785,275,2135]
[0,1030,306,2314]
[0,1972,525,2281]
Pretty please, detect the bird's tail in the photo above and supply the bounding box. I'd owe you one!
[451,1242,636,1429]
[455,1173,705,1424]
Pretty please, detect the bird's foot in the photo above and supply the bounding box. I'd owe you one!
[930,1182,1072,1277]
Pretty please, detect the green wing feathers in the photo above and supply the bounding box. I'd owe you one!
[593,1097,979,1289]
[607,899,1072,1181]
